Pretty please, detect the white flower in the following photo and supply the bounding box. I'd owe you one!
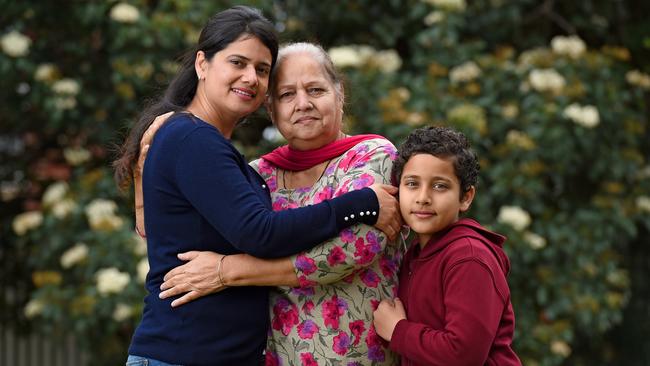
[34,63,57,82]
[551,35,587,59]
[328,46,365,68]
[506,130,535,150]
[96,267,130,295]
[518,47,550,68]
[137,258,149,283]
[60,243,89,268]
[501,104,519,119]
[42,181,68,206]
[550,340,572,358]
[424,11,445,25]
[449,61,481,83]
[12,211,43,236]
[63,147,91,166]
[625,70,650,90]
[497,206,531,231]
[132,234,147,256]
[563,103,600,128]
[262,126,284,143]
[110,3,140,23]
[375,49,402,73]
[636,196,650,213]
[1,182,20,202]
[52,199,77,219]
[54,97,77,110]
[51,78,80,95]
[395,87,411,100]
[112,303,133,321]
[423,0,466,11]
[1,30,31,57]
[24,299,45,318]
[528,68,565,93]
[85,199,124,231]
[524,231,547,250]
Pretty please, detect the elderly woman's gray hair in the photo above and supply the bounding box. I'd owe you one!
[269,42,344,102]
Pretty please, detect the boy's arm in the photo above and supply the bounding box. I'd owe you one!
[388,260,506,365]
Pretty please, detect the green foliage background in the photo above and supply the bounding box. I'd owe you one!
[1,0,649,365]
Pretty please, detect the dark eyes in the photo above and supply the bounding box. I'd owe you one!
[402,181,448,190]
[307,87,325,95]
[277,87,326,100]
[229,59,269,76]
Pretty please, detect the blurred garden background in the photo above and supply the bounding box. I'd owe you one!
[1,0,649,365]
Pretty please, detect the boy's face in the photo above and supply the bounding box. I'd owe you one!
[398,153,475,246]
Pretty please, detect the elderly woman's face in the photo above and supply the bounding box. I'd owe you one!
[270,53,343,150]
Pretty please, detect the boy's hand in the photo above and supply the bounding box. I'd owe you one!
[373,298,406,342]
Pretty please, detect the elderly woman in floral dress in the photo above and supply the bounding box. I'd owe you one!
[139,42,402,365]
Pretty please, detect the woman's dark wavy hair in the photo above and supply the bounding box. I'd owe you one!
[391,126,480,199]
[113,5,278,190]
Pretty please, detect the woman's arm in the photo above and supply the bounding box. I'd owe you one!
[159,252,298,307]
[159,141,399,306]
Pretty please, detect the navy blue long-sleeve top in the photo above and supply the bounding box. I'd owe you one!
[128,113,379,365]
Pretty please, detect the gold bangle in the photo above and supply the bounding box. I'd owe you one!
[217,255,228,287]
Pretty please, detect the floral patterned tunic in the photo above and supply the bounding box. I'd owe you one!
[251,138,402,366]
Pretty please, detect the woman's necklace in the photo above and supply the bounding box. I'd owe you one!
[282,158,334,190]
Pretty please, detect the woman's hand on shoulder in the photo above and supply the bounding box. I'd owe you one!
[133,111,174,237]
[137,111,174,176]
[369,183,402,241]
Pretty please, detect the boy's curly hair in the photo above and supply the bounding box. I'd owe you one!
[391,126,480,199]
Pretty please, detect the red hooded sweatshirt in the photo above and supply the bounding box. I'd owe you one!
[389,218,521,366]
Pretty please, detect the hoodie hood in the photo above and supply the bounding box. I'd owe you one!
[418,218,511,275]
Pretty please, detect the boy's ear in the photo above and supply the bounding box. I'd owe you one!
[459,186,476,213]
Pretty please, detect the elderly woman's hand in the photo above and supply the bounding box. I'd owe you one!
[133,111,174,237]
[159,251,228,307]
[369,183,402,241]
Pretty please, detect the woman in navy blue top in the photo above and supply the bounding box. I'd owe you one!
[113,6,399,366]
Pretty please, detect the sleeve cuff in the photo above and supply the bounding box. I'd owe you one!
[329,187,379,230]
[389,319,410,353]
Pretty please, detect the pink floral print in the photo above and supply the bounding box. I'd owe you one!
[251,138,401,366]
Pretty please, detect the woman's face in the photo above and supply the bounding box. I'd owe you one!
[270,53,343,150]
[197,35,272,121]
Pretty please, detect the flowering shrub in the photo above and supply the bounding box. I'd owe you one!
[321,4,649,365]
[2,0,649,365]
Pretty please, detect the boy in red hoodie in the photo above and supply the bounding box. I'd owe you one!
[373,126,521,366]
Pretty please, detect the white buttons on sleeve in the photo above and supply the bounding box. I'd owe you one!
[372,211,377,216]
[366,211,371,215]
[344,216,349,221]
[262,184,266,189]
[360,212,364,216]
[350,214,355,219]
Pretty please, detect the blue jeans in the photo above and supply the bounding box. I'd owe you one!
[126,355,183,366]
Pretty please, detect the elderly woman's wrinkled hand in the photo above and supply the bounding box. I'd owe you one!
[159,250,228,307]
[369,183,402,241]
[137,111,174,177]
